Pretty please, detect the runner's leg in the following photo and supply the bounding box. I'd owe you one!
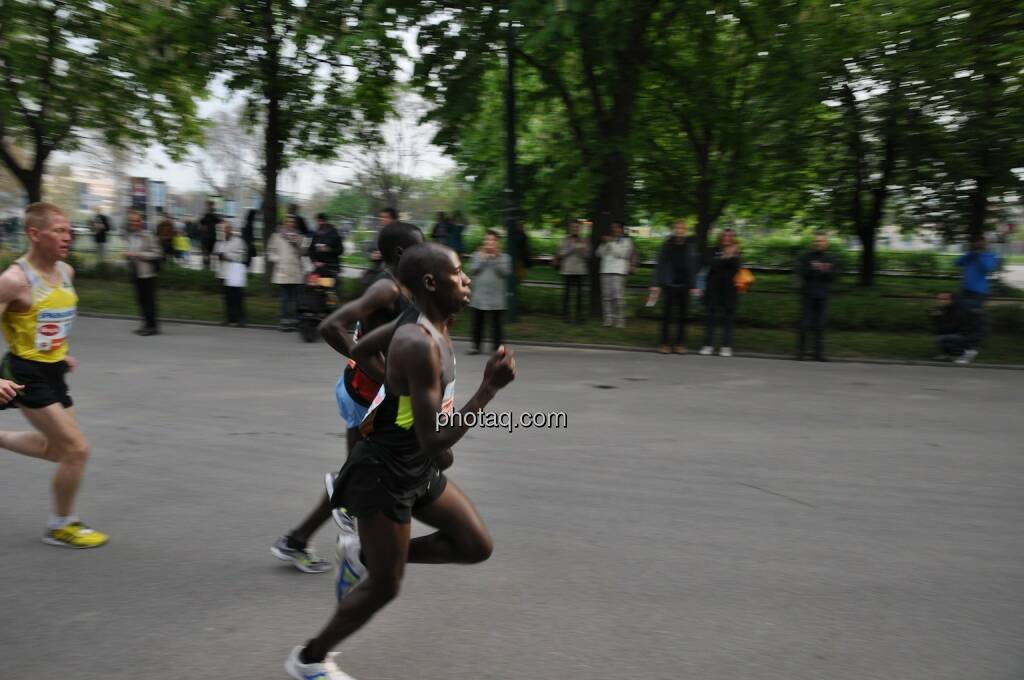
[301,511,411,662]
[408,480,493,565]
[17,404,89,516]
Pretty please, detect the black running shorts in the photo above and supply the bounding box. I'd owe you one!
[332,440,447,524]
[0,353,73,410]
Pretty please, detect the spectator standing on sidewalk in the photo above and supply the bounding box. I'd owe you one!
[215,220,248,327]
[700,228,741,357]
[156,211,176,264]
[308,213,343,277]
[556,220,590,323]
[597,221,635,328]
[652,219,699,351]
[199,201,219,270]
[796,231,838,361]
[123,210,162,336]
[90,207,111,264]
[468,230,511,355]
[267,217,305,330]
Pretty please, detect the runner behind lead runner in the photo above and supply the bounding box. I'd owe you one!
[284,242,516,680]
[271,221,424,573]
[0,202,109,548]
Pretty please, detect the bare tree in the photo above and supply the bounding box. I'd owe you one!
[333,92,431,214]
[191,106,262,211]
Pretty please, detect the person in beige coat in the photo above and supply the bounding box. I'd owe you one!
[266,216,306,329]
[123,210,163,336]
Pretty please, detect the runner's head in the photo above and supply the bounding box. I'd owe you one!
[398,242,470,316]
[378,221,424,267]
[24,202,72,261]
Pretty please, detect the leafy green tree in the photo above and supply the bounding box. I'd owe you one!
[633,1,818,248]
[0,0,210,203]
[209,0,400,239]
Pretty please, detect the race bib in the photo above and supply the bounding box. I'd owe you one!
[440,380,455,417]
[36,307,75,352]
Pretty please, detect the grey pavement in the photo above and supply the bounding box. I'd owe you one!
[1,317,1022,680]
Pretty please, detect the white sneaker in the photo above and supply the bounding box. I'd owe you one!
[285,646,356,680]
[719,347,733,357]
[324,472,356,533]
[698,345,714,356]
[955,349,978,365]
[335,532,367,601]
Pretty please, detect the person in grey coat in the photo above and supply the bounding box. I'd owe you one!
[468,229,511,354]
[555,220,590,323]
[123,210,163,336]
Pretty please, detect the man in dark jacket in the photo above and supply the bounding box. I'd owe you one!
[199,201,220,270]
[90,207,111,263]
[929,291,980,362]
[652,219,700,353]
[796,231,838,361]
[309,213,344,276]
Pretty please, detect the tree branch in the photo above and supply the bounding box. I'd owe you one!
[514,47,591,163]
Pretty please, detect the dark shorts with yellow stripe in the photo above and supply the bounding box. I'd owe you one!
[0,353,73,410]
[331,439,447,524]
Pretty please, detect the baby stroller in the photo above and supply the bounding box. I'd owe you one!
[296,268,339,343]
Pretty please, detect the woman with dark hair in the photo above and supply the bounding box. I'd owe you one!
[699,228,741,357]
[242,208,258,265]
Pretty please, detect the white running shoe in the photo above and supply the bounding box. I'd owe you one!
[698,345,714,356]
[285,646,357,680]
[324,472,356,533]
[955,349,979,365]
[335,532,367,601]
[719,347,733,357]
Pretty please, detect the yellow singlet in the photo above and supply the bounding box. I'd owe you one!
[2,257,77,363]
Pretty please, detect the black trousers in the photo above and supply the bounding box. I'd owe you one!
[472,308,503,352]
[798,295,828,358]
[133,276,158,330]
[661,286,689,346]
[704,304,736,348]
[562,275,586,321]
[224,285,246,324]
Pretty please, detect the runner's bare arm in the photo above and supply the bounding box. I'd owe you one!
[348,316,400,384]
[318,278,399,357]
[0,268,26,401]
[401,328,515,460]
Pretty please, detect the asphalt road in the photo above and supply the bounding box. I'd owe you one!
[1,317,1022,680]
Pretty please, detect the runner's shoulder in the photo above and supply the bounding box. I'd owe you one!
[0,263,29,300]
[389,323,437,364]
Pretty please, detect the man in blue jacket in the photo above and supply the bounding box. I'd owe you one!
[954,236,999,363]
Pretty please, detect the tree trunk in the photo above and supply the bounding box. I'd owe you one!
[968,176,989,241]
[857,230,875,287]
[24,170,43,204]
[261,0,281,292]
[588,152,629,317]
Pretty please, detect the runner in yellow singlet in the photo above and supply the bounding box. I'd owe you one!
[0,202,108,548]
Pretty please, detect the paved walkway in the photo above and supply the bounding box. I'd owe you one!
[2,317,1022,679]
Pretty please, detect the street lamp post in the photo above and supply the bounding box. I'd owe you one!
[504,13,521,323]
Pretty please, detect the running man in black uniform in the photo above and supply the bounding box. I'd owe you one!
[271,222,424,573]
[284,242,516,680]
